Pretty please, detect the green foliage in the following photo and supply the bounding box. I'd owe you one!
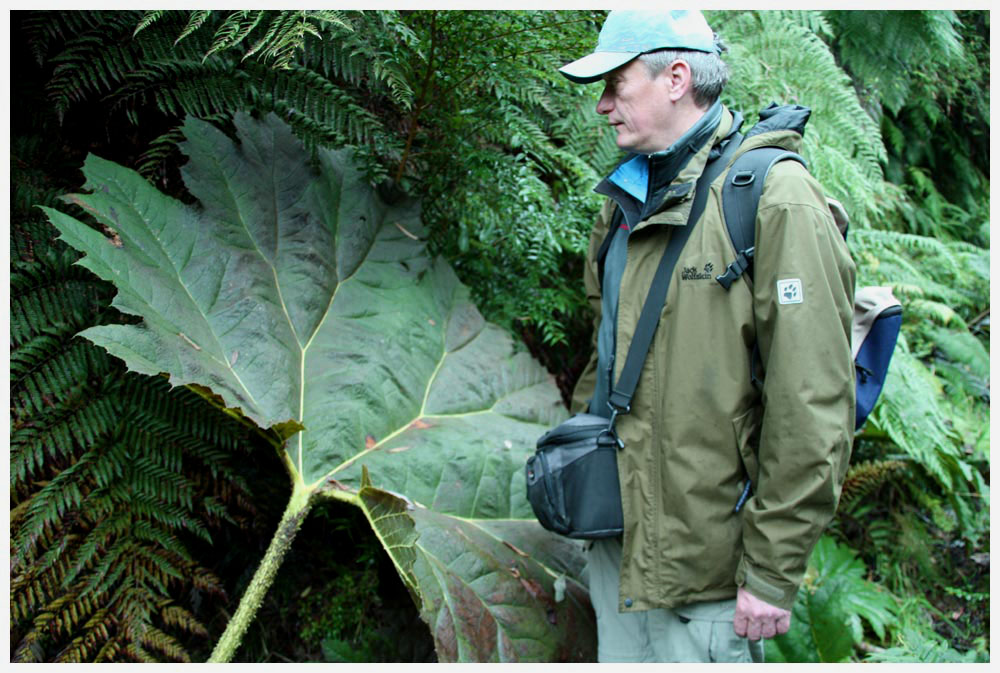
[709,10,889,229]
[823,10,964,116]
[824,11,989,243]
[299,553,387,662]
[24,10,403,172]
[849,222,988,539]
[831,475,990,662]
[10,214,257,662]
[866,628,988,663]
[283,505,385,663]
[766,536,898,662]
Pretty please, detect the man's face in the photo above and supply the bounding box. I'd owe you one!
[596,59,675,154]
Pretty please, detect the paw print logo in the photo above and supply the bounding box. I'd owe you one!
[777,278,804,305]
[703,262,714,274]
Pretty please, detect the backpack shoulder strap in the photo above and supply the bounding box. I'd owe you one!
[715,147,807,290]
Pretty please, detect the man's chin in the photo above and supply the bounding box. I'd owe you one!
[615,136,637,153]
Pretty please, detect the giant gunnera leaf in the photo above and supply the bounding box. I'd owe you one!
[43,113,594,662]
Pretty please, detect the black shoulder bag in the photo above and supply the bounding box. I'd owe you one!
[524,132,741,539]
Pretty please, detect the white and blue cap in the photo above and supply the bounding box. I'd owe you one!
[559,10,717,84]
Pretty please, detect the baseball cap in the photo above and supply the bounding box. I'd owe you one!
[559,10,716,84]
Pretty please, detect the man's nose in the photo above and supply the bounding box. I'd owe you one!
[596,87,613,115]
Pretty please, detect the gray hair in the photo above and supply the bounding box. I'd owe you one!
[638,37,729,108]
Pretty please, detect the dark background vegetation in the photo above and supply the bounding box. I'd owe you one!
[10,10,989,662]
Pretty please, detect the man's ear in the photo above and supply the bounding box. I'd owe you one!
[664,59,693,103]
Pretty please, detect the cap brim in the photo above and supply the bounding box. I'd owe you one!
[558,51,638,84]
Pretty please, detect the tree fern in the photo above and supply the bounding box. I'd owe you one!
[826,11,989,246]
[134,9,353,70]
[708,10,888,228]
[10,155,258,662]
[867,350,973,494]
[824,11,964,116]
[242,11,348,69]
[10,358,256,662]
[46,32,142,120]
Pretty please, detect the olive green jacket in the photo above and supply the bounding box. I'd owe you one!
[572,106,856,612]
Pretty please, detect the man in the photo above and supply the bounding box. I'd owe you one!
[560,10,856,663]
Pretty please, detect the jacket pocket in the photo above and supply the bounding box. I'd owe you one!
[732,405,762,485]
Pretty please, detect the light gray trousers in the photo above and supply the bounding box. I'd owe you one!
[585,537,766,663]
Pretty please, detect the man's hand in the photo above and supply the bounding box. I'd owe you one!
[733,586,791,640]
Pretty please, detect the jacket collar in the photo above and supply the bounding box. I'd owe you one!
[596,104,738,232]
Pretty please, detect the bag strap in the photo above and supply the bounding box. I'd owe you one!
[606,132,742,420]
[715,146,806,290]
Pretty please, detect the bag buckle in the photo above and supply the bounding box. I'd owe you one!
[605,402,629,449]
[606,401,630,428]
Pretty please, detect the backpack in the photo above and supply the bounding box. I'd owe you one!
[716,144,902,432]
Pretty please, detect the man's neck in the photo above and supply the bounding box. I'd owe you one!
[656,102,712,155]
[649,100,720,159]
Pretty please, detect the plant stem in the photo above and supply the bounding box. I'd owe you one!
[209,480,314,663]
[394,10,437,183]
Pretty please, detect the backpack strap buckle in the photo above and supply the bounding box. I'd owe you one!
[715,246,755,290]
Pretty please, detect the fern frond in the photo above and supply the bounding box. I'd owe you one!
[133,10,165,37]
[868,350,971,493]
[135,125,186,179]
[10,205,257,662]
[203,10,266,60]
[776,9,834,38]
[250,63,397,151]
[174,9,212,45]
[22,11,140,66]
[92,636,122,663]
[11,393,119,486]
[53,606,113,662]
[711,10,887,227]
[138,625,191,662]
[47,38,140,120]
[113,58,247,124]
[839,460,907,507]
[927,326,990,396]
[243,10,306,64]
[824,11,964,115]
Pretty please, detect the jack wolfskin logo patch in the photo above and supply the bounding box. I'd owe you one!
[777,278,803,304]
[682,262,715,281]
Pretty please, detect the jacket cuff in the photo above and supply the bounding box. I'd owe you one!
[735,555,799,611]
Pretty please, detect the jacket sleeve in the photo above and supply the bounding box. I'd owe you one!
[570,200,614,415]
[735,162,856,611]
